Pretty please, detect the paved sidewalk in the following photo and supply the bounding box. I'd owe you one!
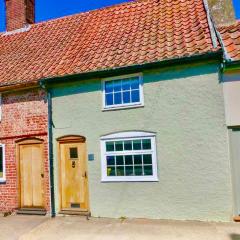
[0,215,48,240]
[1,215,240,240]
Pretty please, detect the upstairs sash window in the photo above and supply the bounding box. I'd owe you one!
[102,74,144,110]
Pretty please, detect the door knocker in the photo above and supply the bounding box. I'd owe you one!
[72,161,76,168]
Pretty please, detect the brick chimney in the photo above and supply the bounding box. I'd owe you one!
[5,0,35,32]
[207,0,236,26]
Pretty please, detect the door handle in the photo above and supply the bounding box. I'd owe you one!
[82,171,87,178]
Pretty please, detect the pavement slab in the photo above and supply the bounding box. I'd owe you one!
[1,215,240,240]
[0,215,48,240]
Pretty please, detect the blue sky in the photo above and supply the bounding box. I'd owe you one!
[0,0,239,32]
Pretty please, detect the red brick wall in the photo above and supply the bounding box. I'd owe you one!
[0,88,50,213]
[5,0,35,32]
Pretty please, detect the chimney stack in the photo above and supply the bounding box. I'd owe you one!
[5,0,35,32]
[207,0,236,26]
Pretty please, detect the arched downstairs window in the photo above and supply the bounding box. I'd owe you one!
[100,131,158,182]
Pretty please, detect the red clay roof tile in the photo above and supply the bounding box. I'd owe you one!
[0,0,219,87]
[218,21,240,61]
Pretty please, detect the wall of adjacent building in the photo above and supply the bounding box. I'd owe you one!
[229,128,240,216]
[222,69,240,127]
[51,61,233,221]
[222,68,240,217]
[0,89,50,213]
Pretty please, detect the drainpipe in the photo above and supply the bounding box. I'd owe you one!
[40,82,56,217]
[47,89,56,217]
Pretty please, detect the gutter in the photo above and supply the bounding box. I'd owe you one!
[40,51,222,86]
[223,60,240,71]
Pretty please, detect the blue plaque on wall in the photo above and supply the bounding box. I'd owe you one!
[88,154,94,161]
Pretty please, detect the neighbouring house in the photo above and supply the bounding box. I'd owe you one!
[218,21,240,220]
[0,0,238,222]
[0,0,51,214]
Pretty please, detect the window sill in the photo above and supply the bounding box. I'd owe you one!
[101,176,159,182]
[102,103,144,112]
[0,179,6,184]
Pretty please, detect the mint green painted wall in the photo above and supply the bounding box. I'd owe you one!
[51,62,233,221]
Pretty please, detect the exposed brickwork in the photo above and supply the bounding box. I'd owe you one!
[0,88,50,213]
[5,0,35,32]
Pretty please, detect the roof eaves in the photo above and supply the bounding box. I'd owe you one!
[0,81,38,93]
[40,50,222,87]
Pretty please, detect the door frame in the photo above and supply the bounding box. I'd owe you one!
[16,138,45,209]
[57,135,89,212]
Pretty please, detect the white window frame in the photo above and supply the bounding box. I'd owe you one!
[100,131,158,182]
[0,144,6,183]
[102,73,144,110]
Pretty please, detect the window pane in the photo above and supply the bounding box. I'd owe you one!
[134,166,143,176]
[122,79,131,90]
[134,155,142,165]
[107,167,116,176]
[144,165,153,176]
[0,147,2,178]
[114,92,122,105]
[105,81,114,93]
[143,154,152,165]
[142,139,151,149]
[125,155,133,165]
[114,80,122,92]
[131,78,140,90]
[116,166,124,176]
[131,90,140,103]
[106,142,114,152]
[106,93,113,106]
[116,156,124,165]
[69,147,78,159]
[125,166,134,176]
[124,141,132,150]
[107,156,115,166]
[115,141,123,151]
[133,140,141,150]
[123,91,130,104]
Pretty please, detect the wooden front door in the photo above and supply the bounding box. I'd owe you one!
[60,141,89,211]
[19,143,44,208]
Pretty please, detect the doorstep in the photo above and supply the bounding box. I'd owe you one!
[233,216,240,222]
[59,209,90,217]
[16,208,47,216]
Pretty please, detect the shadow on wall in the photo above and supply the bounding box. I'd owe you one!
[52,61,220,98]
[230,234,240,240]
